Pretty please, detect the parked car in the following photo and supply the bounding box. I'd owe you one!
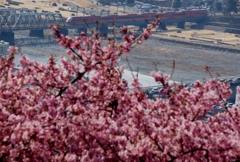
[52,3,57,6]
[226,103,233,108]
[149,87,162,94]
[212,105,225,114]
[183,83,194,88]
[58,7,67,11]
[227,79,233,83]
[110,2,117,6]
[232,77,240,83]
[149,87,160,94]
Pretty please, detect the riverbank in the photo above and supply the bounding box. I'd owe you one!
[119,37,240,83]
[13,43,161,88]
[13,32,240,86]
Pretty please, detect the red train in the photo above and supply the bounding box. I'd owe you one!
[66,10,208,25]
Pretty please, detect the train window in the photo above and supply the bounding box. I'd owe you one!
[158,13,168,17]
[118,16,131,19]
[119,16,134,21]
[133,15,144,20]
[101,16,108,20]
[194,11,206,15]
[77,17,87,22]
[172,13,186,16]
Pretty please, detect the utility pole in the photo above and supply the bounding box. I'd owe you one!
[136,67,139,78]
[124,0,127,12]
[117,3,119,15]
[76,5,79,16]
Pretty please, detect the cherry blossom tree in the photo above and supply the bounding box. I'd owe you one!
[1,21,240,161]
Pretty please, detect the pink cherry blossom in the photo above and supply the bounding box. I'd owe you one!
[7,46,19,53]
[0,22,240,162]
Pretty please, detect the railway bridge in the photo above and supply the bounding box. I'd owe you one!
[0,8,208,45]
[0,8,66,45]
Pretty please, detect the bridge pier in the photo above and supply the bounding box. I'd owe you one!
[158,23,167,31]
[60,28,68,36]
[29,30,44,38]
[138,24,147,31]
[0,31,15,46]
[177,22,185,29]
[190,24,204,29]
[99,26,108,37]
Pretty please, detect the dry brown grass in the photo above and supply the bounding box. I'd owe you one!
[9,0,135,18]
[153,27,240,46]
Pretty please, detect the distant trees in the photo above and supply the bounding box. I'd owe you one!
[135,0,157,3]
[172,0,181,9]
[223,0,238,15]
[216,2,223,11]
[126,0,135,5]
[209,0,223,12]
[206,0,214,6]
[192,1,204,7]
[98,0,121,5]
[98,0,134,5]
[98,0,110,5]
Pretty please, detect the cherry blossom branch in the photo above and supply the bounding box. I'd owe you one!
[56,72,85,97]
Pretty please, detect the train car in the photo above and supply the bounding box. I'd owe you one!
[115,14,137,22]
[157,11,174,19]
[171,11,187,19]
[142,13,154,20]
[66,16,89,25]
[89,16,102,24]
[131,14,148,21]
[186,9,208,17]
[66,15,118,25]
[66,10,208,25]
[100,15,117,23]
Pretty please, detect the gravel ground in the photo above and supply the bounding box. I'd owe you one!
[13,31,240,84]
[119,38,240,83]
[14,43,66,67]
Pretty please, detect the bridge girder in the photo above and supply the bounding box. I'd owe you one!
[0,8,65,31]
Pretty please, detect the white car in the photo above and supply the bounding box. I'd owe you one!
[226,103,233,108]
[149,87,162,94]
